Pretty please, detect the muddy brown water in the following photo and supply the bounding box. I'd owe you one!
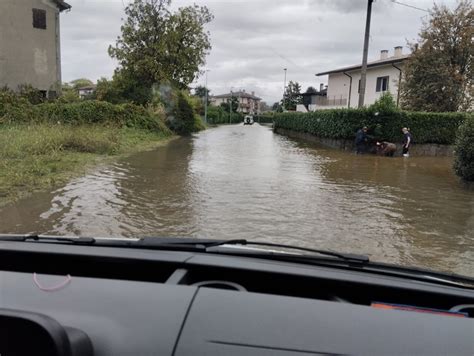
[1,124,473,277]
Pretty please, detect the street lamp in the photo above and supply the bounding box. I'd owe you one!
[204,69,210,124]
[283,68,287,111]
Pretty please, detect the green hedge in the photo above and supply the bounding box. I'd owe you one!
[273,109,471,144]
[206,106,243,124]
[0,99,170,134]
[254,113,275,123]
[454,118,474,181]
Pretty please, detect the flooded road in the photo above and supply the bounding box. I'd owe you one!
[1,124,473,276]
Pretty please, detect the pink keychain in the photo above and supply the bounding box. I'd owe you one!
[33,273,72,292]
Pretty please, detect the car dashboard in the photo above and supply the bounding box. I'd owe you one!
[0,240,473,355]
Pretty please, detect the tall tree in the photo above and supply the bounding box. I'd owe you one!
[400,0,473,112]
[194,85,210,99]
[272,102,282,112]
[302,86,318,110]
[69,78,94,90]
[281,81,303,111]
[193,85,210,110]
[109,0,213,91]
[260,102,270,112]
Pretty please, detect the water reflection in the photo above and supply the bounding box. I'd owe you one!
[316,145,474,273]
[0,124,473,276]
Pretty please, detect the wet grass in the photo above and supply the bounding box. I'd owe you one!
[0,124,174,205]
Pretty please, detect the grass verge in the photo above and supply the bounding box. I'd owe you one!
[0,124,175,206]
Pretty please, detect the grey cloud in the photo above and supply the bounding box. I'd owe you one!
[61,0,456,104]
[319,0,369,13]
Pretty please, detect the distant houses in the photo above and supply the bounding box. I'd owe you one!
[311,46,409,110]
[78,85,96,99]
[0,0,71,99]
[211,90,262,114]
[297,84,328,112]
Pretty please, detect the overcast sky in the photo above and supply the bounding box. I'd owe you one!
[61,0,458,104]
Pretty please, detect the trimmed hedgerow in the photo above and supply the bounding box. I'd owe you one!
[454,117,474,181]
[273,109,471,144]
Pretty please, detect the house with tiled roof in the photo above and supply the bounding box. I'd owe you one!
[315,46,410,109]
[211,90,262,114]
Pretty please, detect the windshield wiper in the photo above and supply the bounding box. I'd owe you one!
[137,238,370,263]
[0,234,96,245]
[0,234,369,263]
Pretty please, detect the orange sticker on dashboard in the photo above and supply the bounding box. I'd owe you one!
[371,303,467,318]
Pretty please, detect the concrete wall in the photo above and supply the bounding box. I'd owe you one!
[324,64,403,109]
[326,72,350,104]
[0,0,63,94]
[274,127,454,157]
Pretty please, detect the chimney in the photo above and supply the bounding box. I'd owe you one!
[394,46,403,57]
[242,89,245,93]
[251,91,255,96]
[319,83,324,92]
[380,50,389,60]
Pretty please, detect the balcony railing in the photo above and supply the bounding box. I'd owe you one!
[314,96,347,107]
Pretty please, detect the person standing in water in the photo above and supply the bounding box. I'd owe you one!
[402,127,412,157]
[355,126,368,154]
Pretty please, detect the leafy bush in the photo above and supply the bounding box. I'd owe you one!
[0,88,29,117]
[0,97,171,135]
[58,88,81,103]
[273,109,471,144]
[368,92,398,114]
[18,84,46,105]
[94,73,153,105]
[188,95,204,115]
[206,105,243,124]
[454,118,474,181]
[166,91,204,135]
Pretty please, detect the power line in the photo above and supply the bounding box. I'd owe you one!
[390,0,429,13]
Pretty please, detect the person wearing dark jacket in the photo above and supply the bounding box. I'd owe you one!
[355,127,368,154]
[402,127,412,157]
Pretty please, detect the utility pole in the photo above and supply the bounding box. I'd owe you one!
[283,68,287,111]
[358,0,374,108]
[229,89,233,124]
[204,70,210,124]
[238,90,241,115]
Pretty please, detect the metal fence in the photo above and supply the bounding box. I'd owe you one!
[314,96,347,107]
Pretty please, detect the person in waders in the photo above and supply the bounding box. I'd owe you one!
[402,127,412,157]
[355,127,368,154]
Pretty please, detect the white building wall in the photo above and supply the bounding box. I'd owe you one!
[347,64,402,108]
[326,73,350,101]
[323,63,403,109]
[211,97,226,106]
[296,104,307,112]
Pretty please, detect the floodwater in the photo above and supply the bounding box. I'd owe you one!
[1,124,473,276]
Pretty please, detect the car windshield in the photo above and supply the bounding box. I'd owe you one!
[0,0,473,278]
